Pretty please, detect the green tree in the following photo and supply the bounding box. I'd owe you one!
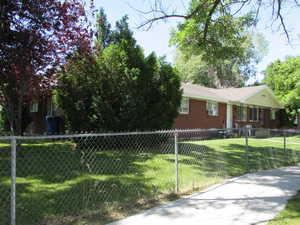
[169,0,269,88]
[174,32,268,87]
[263,56,300,126]
[56,14,182,132]
[0,0,90,135]
[95,7,112,50]
[141,0,298,43]
[174,52,216,87]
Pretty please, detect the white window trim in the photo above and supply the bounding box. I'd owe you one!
[207,101,219,116]
[236,105,247,121]
[249,106,259,122]
[30,102,39,113]
[179,97,189,114]
[294,115,298,125]
[270,109,276,120]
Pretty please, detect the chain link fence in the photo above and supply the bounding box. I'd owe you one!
[1,128,300,225]
[0,137,11,225]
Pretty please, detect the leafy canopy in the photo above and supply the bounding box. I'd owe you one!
[171,1,268,87]
[56,12,182,132]
[263,56,300,125]
[140,0,298,43]
[0,0,90,135]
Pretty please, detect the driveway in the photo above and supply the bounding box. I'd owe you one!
[108,166,300,225]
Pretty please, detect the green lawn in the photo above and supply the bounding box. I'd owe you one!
[267,190,300,225]
[0,135,300,225]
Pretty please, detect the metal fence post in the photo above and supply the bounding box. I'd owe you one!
[11,137,16,225]
[283,131,287,164]
[283,131,286,151]
[174,131,179,193]
[245,128,249,173]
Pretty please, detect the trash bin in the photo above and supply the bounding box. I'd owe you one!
[45,115,60,134]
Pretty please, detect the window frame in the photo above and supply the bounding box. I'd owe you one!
[207,101,219,117]
[249,106,259,122]
[237,105,247,121]
[30,102,39,113]
[270,109,276,120]
[294,116,298,125]
[179,97,189,115]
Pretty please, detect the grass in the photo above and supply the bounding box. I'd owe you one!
[0,135,300,225]
[267,190,300,225]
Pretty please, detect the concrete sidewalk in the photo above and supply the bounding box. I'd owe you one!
[108,166,300,225]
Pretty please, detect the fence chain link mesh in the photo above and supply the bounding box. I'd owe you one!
[0,138,11,225]
[247,129,300,172]
[0,128,300,225]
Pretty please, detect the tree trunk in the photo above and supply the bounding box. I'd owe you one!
[16,94,23,136]
[5,97,16,136]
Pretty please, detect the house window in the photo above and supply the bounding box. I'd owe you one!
[207,101,218,116]
[294,116,298,125]
[30,102,39,113]
[179,97,189,114]
[249,106,259,121]
[237,105,247,121]
[270,109,276,120]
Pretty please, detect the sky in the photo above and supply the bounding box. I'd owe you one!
[93,0,300,83]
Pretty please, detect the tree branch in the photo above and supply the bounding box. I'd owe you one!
[135,0,297,42]
[185,1,208,19]
[294,0,300,6]
[254,0,262,22]
[134,0,207,30]
[203,0,222,41]
[278,10,290,42]
[136,14,186,30]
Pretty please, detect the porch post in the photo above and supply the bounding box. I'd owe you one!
[226,104,233,129]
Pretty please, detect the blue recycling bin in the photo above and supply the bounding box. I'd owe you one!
[45,115,60,134]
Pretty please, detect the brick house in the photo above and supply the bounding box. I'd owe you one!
[25,96,64,135]
[22,83,288,134]
[174,83,284,129]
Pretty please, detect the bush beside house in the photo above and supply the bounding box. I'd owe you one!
[55,15,182,133]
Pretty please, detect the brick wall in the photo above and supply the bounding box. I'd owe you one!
[174,99,226,129]
[174,98,282,130]
[232,106,280,129]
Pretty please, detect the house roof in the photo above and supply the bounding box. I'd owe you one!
[182,83,283,109]
[181,83,228,103]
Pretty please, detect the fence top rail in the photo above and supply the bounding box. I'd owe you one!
[0,128,239,140]
[0,128,299,140]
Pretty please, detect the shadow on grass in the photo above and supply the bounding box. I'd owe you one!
[0,141,169,225]
[0,143,10,225]
[1,137,300,225]
[177,141,300,178]
[176,141,247,177]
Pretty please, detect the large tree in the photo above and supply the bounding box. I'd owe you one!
[139,0,299,42]
[0,0,90,135]
[56,14,182,132]
[263,56,300,126]
[94,7,112,50]
[174,32,268,87]
[136,0,295,87]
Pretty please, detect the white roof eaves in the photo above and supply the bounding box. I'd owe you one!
[241,85,284,109]
[182,84,284,109]
[264,87,284,108]
[183,93,229,103]
[241,86,284,109]
[228,100,242,105]
[228,100,284,109]
[239,85,266,102]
